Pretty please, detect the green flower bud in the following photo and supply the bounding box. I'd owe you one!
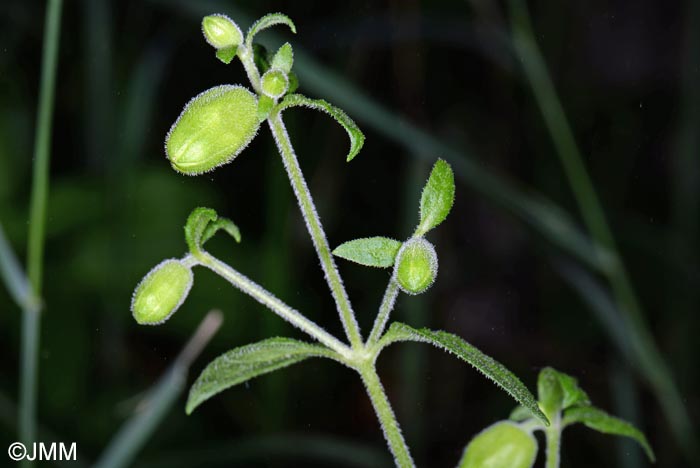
[459,422,537,468]
[393,237,438,295]
[202,14,243,50]
[261,69,289,99]
[166,85,260,175]
[132,259,193,325]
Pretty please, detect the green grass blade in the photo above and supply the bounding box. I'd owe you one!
[0,222,36,310]
[94,311,222,468]
[508,1,697,458]
[21,0,63,457]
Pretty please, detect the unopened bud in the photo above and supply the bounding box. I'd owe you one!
[393,237,438,295]
[131,259,193,325]
[459,422,537,468]
[261,69,289,99]
[202,14,243,50]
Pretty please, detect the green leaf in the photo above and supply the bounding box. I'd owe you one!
[538,367,564,419]
[563,406,655,462]
[509,405,533,422]
[555,370,590,409]
[185,207,240,255]
[459,421,537,468]
[257,95,275,122]
[186,337,335,414]
[252,43,271,73]
[201,216,241,244]
[245,13,296,51]
[271,42,294,73]
[276,94,365,161]
[379,322,548,426]
[184,207,218,254]
[415,159,455,236]
[215,46,237,64]
[333,237,402,268]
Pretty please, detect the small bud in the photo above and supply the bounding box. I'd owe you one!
[166,85,260,175]
[393,238,438,295]
[131,259,193,325]
[202,14,243,50]
[261,69,289,99]
[459,422,537,468]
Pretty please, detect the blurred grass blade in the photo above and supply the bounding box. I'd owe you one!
[21,0,63,456]
[0,222,36,310]
[151,0,608,274]
[94,311,223,468]
[509,0,697,459]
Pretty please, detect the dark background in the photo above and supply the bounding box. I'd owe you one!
[1,0,698,467]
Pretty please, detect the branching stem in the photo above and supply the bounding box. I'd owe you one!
[267,111,363,349]
[367,279,400,347]
[195,252,352,358]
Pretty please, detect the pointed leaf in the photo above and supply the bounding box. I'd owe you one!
[184,207,218,254]
[201,216,241,244]
[563,406,655,462]
[215,46,237,64]
[271,42,294,73]
[415,159,455,236]
[276,94,365,161]
[379,322,548,426]
[333,237,402,268]
[538,367,564,419]
[245,13,296,51]
[556,370,590,409]
[187,337,336,414]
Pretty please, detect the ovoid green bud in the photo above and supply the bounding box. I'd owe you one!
[393,237,438,295]
[132,259,193,325]
[202,14,243,50]
[459,422,537,468]
[166,85,260,175]
[261,69,289,99]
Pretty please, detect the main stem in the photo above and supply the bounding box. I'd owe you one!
[268,112,363,349]
[22,0,63,455]
[545,416,562,468]
[359,364,415,468]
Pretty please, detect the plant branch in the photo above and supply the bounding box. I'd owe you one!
[195,252,352,357]
[358,365,415,468]
[267,111,363,349]
[238,45,262,94]
[545,415,561,468]
[21,0,63,455]
[366,279,400,347]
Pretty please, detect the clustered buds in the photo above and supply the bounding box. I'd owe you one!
[393,237,438,295]
[131,259,193,325]
[165,85,260,175]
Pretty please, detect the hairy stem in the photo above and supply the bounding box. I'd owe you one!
[367,280,400,347]
[358,365,415,468]
[267,111,363,348]
[21,0,63,455]
[238,45,262,94]
[545,415,561,468]
[195,252,352,357]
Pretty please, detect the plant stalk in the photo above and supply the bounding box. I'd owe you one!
[196,252,352,357]
[545,418,561,468]
[367,280,400,347]
[267,111,363,349]
[358,365,415,468]
[21,0,63,455]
